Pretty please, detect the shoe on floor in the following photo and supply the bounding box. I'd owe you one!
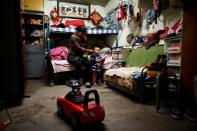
[49,81,54,87]
[97,82,103,86]
[184,111,197,123]
[93,83,98,86]
[85,82,91,88]
[169,107,182,119]
[0,120,11,129]
[79,78,84,83]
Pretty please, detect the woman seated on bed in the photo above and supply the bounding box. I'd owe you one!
[67,26,93,85]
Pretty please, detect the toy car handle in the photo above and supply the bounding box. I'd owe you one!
[65,80,83,88]
[84,89,100,107]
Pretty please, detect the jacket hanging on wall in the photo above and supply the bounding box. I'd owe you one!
[129,4,134,18]
[117,4,126,21]
[146,9,156,25]
[153,0,161,24]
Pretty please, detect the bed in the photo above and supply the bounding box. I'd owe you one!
[104,45,164,100]
[46,45,113,85]
[46,26,118,85]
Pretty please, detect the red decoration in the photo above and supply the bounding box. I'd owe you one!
[171,19,181,33]
[50,7,62,27]
[65,20,85,27]
[117,4,126,21]
[88,10,103,26]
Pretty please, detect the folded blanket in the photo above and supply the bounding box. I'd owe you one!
[51,60,75,73]
[105,67,144,79]
[51,60,70,65]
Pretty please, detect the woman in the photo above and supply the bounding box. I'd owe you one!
[68,26,93,85]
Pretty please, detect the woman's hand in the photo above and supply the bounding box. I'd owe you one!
[86,49,93,53]
[83,35,88,42]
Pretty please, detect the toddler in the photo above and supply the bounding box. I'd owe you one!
[90,47,103,86]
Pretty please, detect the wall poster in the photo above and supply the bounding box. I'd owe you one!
[57,0,90,20]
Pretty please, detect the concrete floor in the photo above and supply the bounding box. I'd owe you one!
[1,80,197,131]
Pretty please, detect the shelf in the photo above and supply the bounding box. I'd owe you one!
[21,12,44,45]
[28,24,43,26]
[167,59,181,66]
[24,24,43,29]
[29,36,43,38]
[49,27,118,35]
[165,51,181,54]
[167,64,181,67]
[23,23,43,26]
[164,34,182,90]
[169,75,180,80]
[165,35,182,41]
[166,46,181,52]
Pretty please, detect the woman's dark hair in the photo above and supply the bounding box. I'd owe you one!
[76,26,86,33]
[54,37,64,47]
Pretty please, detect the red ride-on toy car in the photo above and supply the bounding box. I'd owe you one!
[57,80,105,128]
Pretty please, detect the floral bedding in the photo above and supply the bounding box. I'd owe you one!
[104,67,144,91]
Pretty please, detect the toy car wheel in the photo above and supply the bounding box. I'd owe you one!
[57,103,64,117]
[71,113,81,129]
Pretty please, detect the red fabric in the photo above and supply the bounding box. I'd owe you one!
[164,27,169,33]
[88,11,104,26]
[65,20,85,27]
[50,7,62,26]
[159,27,169,39]
[171,19,181,33]
[117,5,126,21]
[50,46,69,60]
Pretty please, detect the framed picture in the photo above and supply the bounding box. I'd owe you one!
[57,0,90,19]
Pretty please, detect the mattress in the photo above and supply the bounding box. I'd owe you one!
[104,67,144,91]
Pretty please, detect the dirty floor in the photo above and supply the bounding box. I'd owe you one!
[1,80,197,131]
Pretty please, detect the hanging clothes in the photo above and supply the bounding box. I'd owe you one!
[153,0,161,24]
[146,9,156,25]
[117,4,126,21]
[171,19,181,33]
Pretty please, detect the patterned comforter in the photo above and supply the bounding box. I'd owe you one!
[104,67,144,91]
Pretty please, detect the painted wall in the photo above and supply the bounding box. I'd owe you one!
[106,0,142,48]
[44,0,106,27]
[105,0,139,48]
[105,0,123,14]
[43,0,182,48]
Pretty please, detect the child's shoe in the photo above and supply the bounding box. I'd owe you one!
[97,82,103,86]
[93,83,98,86]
